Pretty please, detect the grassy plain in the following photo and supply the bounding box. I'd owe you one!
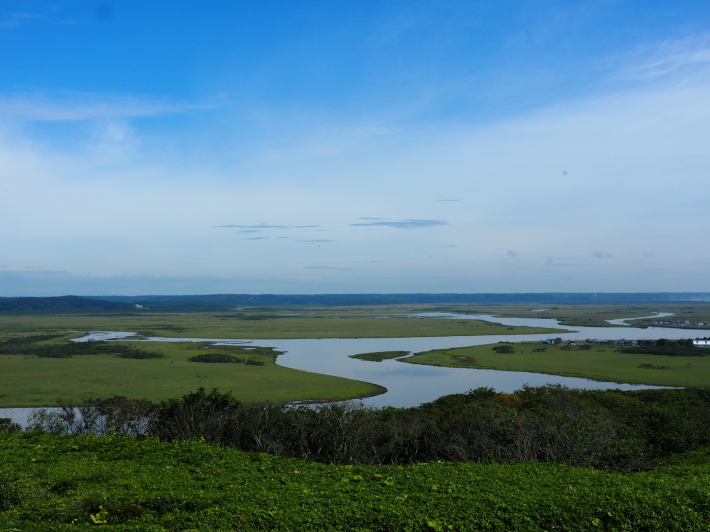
[404,342,710,387]
[2,432,710,531]
[0,337,383,407]
[0,311,564,339]
[0,310,563,407]
[3,304,707,407]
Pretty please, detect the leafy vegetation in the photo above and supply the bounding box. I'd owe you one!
[0,335,163,359]
[188,353,245,363]
[491,345,514,353]
[619,338,706,356]
[0,418,21,433]
[639,363,670,370]
[25,386,710,471]
[2,432,710,531]
[7,386,710,530]
[0,295,133,314]
[349,350,409,362]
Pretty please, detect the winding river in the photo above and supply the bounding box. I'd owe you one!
[2,312,705,424]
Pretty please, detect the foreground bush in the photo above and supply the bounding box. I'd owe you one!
[27,386,710,471]
[1,432,710,531]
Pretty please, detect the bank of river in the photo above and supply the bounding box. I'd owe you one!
[1,313,702,424]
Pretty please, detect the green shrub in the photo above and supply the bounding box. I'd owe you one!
[0,418,21,433]
[492,345,514,353]
[115,350,164,359]
[188,354,245,363]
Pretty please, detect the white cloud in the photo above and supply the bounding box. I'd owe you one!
[1,51,710,292]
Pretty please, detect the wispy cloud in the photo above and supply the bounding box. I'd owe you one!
[592,251,613,258]
[215,224,320,229]
[643,252,655,258]
[0,12,41,30]
[303,266,355,271]
[507,250,520,257]
[620,35,710,80]
[0,92,208,121]
[351,219,448,229]
[299,239,335,243]
[543,263,584,267]
[243,236,269,240]
[0,269,68,275]
[544,257,584,267]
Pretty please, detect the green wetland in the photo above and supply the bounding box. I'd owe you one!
[2,304,710,530]
[1,308,708,409]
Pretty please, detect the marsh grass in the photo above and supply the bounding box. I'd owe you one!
[0,338,382,407]
[405,342,710,387]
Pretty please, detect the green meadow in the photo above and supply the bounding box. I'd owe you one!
[0,335,383,407]
[2,305,709,408]
[0,311,564,339]
[404,342,710,387]
[0,311,562,407]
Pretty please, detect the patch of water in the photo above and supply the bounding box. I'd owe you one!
[605,312,675,326]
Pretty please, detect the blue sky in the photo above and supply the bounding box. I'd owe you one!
[1,0,710,295]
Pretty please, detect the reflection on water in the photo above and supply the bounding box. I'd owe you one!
[2,312,702,424]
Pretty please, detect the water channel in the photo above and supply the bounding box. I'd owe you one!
[2,312,706,425]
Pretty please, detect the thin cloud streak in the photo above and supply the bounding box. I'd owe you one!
[0,92,210,122]
[351,219,448,229]
[214,224,320,229]
[0,12,41,30]
[621,35,710,80]
[303,266,355,271]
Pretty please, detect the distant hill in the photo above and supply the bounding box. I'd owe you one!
[91,292,710,310]
[0,295,134,314]
[2,293,709,314]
